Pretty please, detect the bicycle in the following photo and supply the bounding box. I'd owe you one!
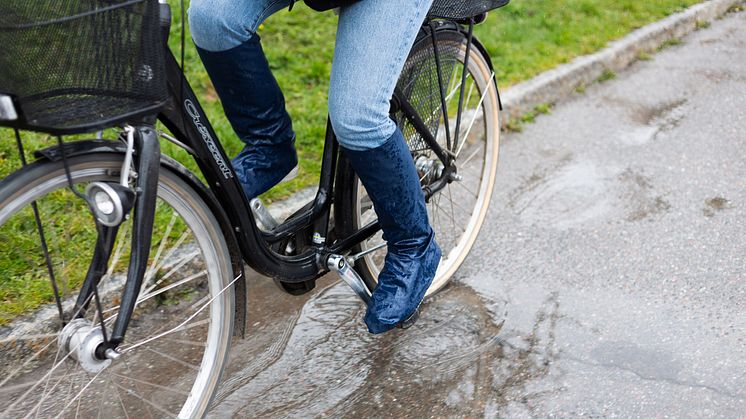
[0,0,505,416]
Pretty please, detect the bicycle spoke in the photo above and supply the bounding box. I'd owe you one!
[109,372,190,396]
[146,211,179,280]
[113,378,131,419]
[0,335,59,388]
[460,143,483,168]
[5,343,81,413]
[445,190,477,216]
[145,347,200,371]
[144,230,193,283]
[110,381,177,418]
[432,198,467,233]
[120,274,238,354]
[121,357,155,418]
[120,314,209,354]
[0,333,59,344]
[105,222,130,281]
[447,185,459,241]
[55,369,105,419]
[455,72,494,158]
[161,336,208,347]
[32,346,65,418]
[95,372,110,419]
[102,268,206,322]
[452,180,480,198]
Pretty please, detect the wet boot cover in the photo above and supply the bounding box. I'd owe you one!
[341,130,442,334]
[196,36,297,200]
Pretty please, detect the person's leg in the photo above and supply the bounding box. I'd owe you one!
[329,0,440,334]
[189,0,297,200]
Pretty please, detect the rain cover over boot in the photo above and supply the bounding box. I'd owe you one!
[341,130,442,334]
[197,36,297,199]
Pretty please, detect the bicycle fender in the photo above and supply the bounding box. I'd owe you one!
[463,33,503,111]
[34,139,249,339]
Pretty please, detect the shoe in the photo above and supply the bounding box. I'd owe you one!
[341,129,442,334]
[397,309,420,329]
[197,36,298,199]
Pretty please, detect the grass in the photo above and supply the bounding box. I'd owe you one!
[597,69,617,83]
[0,0,704,322]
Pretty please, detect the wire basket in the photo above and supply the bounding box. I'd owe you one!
[394,35,462,154]
[0,0,168,135]
[428,0,510,20]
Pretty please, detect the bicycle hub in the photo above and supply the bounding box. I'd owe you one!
[58,319,114,374]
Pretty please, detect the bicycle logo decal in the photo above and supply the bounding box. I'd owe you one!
[185,99,233,179]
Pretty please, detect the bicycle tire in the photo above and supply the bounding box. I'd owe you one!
[335,29,500,296]
[0,152,234,418]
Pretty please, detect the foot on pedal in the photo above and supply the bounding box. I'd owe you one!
[397,309,419,329]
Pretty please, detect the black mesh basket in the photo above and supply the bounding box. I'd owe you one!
[0,0,168,135]
[394,35,462,154]
[428,0,510,20]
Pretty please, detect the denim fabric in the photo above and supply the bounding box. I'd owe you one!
[342,130,441,334]
[188,0,434,151]
[189,0,441,334]
[189,0,292,52]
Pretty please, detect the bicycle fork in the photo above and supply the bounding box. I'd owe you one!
[70,125,161,360]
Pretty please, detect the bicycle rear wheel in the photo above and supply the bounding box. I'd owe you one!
[336,29,500,296]
[0,152,234,418]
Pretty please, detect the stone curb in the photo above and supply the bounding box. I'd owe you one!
[500,0,744,125]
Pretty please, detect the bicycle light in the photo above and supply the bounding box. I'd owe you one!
[85,182,136,227]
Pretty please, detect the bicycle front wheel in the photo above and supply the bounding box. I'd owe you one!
[336,29,500,296]
[0,152,234,418]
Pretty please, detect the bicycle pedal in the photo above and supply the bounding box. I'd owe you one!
[327,254,372,306]
[250,198,279,230]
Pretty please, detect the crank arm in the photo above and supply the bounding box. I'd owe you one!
[327,254,372,306]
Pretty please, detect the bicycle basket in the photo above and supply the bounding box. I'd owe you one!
[428,0,510,20]
[394,34,463,155]
[0,0,168,135]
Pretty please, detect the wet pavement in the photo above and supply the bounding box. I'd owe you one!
[211,10,746,417]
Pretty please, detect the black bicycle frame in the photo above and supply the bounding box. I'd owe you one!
[61,7,486,355]
[156,38,454,284]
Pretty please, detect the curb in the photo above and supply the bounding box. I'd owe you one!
[500,0,744,125]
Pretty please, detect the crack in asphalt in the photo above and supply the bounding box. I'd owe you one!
[562,353,745,401]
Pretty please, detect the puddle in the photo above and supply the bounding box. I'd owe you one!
[510,160,613,229]
[210,281,509,417]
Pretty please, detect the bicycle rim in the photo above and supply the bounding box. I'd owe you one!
[353,32,500,295]
[0,154,233,418]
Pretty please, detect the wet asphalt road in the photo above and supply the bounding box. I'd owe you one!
[210,10,746,418]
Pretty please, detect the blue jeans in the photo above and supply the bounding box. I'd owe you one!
[188,0,434,151]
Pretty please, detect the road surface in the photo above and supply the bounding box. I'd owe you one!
[211,9,746,417]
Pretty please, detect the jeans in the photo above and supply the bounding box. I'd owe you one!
[188,0,435,151]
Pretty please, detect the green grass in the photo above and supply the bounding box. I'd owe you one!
[0,0,704,322]
[597,69,617,83]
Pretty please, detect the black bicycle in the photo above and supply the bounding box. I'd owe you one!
[0,0,505,416]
